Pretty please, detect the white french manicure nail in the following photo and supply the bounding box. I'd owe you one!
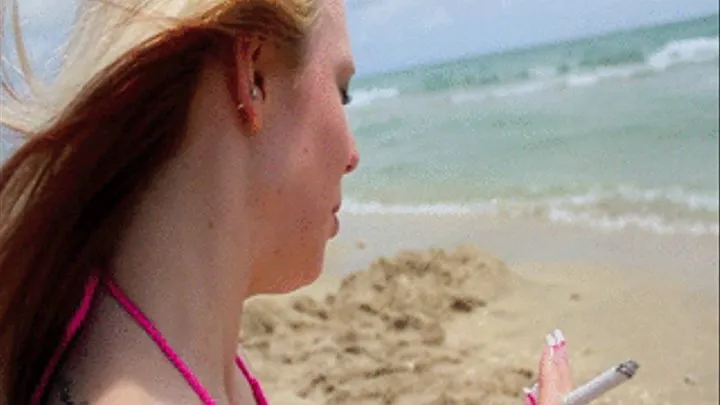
[546,333,556,347]
[554,329,566,345]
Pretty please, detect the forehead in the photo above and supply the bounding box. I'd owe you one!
[309,0,354,71]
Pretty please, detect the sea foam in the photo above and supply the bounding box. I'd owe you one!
[343,186,720,236]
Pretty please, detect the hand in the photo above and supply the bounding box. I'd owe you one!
[524,329,573,405]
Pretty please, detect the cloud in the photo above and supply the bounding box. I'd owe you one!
[350,0,414,26]
[420,6,452,31]
[9,0,718,77]
[346,0,463,72]
[347,0,718,74]
[349,0,453,29]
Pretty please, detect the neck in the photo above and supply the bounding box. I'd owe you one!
[105,139,254,402]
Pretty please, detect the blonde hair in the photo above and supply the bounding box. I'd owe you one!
[0,1,317,403]
[2,0,315,134]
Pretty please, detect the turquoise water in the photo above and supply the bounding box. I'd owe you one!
[344,15,720,236]
[1,15,718,236]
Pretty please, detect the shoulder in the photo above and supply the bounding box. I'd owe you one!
[44,375,141,405]
[44,372,196,405]
[49,310,202,404]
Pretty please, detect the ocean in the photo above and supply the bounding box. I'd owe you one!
[1,15,718,237]
[343,14,720,236]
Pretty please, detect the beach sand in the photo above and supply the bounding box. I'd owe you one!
[239,215,719,405]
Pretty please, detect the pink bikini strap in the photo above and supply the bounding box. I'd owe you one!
[29,274,99,405]
[107,279,270,405]
[30,274,269,405]
[104,278,217,404]
[235,356,270,405]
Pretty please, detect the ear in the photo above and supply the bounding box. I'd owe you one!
[234,36,266,136]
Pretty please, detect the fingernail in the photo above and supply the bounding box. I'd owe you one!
[523,387,538,405]
[552,329,569,363]
[546,332,556,355]
[526,382,539,397]
[546,333,556,347]
[553,328,566,347]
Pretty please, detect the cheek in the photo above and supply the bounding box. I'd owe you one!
[281,77,349,180]
[252,74,348,222]
[250,109,324,213]
[307,90,351,172]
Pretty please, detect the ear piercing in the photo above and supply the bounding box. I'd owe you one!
[235,84,262,135]
[237,84,260,111]
[237,85,260,111]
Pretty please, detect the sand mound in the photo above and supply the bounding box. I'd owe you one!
[240,245,533,405]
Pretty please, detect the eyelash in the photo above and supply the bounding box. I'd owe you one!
[341,88,352,106]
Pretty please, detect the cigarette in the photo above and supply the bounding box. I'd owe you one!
[564,360,639,405]
[525,360,639,405]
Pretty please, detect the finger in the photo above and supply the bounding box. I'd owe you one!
[539,335,560,404]
[524,389,538,405]
[539,333,556,381]
[552,329,573,394]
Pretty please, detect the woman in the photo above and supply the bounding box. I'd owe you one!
[0,0,572,404]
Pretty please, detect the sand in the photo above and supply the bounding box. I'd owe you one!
[239,216,719,405]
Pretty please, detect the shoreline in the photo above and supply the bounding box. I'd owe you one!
[326,213,719,290]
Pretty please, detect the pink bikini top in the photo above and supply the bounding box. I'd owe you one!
[31,274,269,405]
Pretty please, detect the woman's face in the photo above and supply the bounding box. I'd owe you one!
[242,0,359,293]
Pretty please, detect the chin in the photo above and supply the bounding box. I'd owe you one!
[259,253,325,295]
[293,265,323,290]
[263,267,322,295]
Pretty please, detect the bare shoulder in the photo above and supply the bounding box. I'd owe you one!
[45,374,187,405]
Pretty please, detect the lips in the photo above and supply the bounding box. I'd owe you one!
[330,203,341,238]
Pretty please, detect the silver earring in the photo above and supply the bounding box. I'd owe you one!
[237,85,259,110]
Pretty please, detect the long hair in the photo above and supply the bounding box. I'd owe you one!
[0,1,316,403]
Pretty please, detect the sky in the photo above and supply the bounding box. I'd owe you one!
[8,0,720,76]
